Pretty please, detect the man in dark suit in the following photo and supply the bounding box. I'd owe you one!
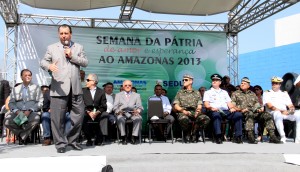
[82,73,108,146]
[113,80,144,145]
[4,69,43,145]
[40,24,88,153]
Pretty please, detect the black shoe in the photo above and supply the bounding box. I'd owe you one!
[216,137,223,144]
[131,136,137,145]
[57,147,66,153]
[69,143,83,151]
[19,139,27,145]
[86,140,93,146]
[269,135,283,144]
[94,139,104,146]
[248,139,258,144]
[247,132,258,144]
[233,136,243,144]
[19,137,29,145]
[191,135,198,143]
[184,135,192,143]
[121,137,127,145]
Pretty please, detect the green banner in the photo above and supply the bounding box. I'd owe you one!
[19,25,227,129]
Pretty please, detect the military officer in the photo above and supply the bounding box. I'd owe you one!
[263,76,300,143]
[173,74,210,143]
[203,74,243,144]
[231,77,282,144]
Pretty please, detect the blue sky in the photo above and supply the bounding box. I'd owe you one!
[0,2,300,67]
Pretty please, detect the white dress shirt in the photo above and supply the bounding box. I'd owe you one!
[203,87,231,110]
[106,93,114,113]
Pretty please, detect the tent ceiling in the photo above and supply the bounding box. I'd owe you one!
[20,0,241,15]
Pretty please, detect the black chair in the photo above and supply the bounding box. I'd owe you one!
[147,97,173,144]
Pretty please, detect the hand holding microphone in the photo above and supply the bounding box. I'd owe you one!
[64,40,72,59]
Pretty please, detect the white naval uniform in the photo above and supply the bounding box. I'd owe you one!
[263,89,300,142]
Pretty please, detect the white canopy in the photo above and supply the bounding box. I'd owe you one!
[20,0,241,15]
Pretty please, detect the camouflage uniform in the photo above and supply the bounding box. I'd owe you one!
[231,90,275,132]
[173,89,210,134]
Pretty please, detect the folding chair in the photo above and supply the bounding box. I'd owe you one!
[147,97,173,144]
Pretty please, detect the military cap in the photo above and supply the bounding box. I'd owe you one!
[241,77,250,83]
[271,76,283,83]
[183,74,194,79]
[211,74,222,80]
[102,82,114,87]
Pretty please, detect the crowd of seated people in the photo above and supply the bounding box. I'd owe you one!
[2,69,300,147]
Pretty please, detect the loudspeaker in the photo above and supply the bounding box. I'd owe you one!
[102,165,113,172]
[281,72,300,107]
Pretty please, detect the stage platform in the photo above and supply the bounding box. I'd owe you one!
[1,138,300,172]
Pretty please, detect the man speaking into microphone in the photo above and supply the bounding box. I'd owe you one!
[40,24,88,153]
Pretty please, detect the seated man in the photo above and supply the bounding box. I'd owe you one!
[41,86,71,146]
[4,69,43,145]
[203,74,243,144]
[103,82,117,140]
[82,73,108,146]
[231,77,282,144]
[149,84,174,141]
[263,76,300,143]
[113,80,143,145]
[173,74,210,143]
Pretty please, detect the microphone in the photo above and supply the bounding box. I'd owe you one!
[64,40,69,47]
[64,40,70,58]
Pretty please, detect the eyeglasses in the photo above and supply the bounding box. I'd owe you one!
[212,79,220,82]
[272,82,280,85]
[124,85,132,87]
[86,79,94,82]
[182,79,189,82]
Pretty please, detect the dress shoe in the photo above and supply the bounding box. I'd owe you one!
[184,135,191,143]
[19,139,27,145]
[86,140,93,146]
[131,136,137,145]
[191,135,198,143]
[57,147,66,153]
[42,139,51,146]
[232,136,243,144]
[19,137,29,145]
[94,137,104,146]
[216,137,223,144]
[121,137,127,145]
[69,143,83,151]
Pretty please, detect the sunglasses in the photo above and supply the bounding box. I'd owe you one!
[272,82,280,85]
[124,85,132,87]
[182,79,189,82]
[86,79,94,82]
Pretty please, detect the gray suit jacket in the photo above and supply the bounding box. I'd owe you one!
[113,91,144,114]
[40,41,88,96]
[9,83,43,112]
